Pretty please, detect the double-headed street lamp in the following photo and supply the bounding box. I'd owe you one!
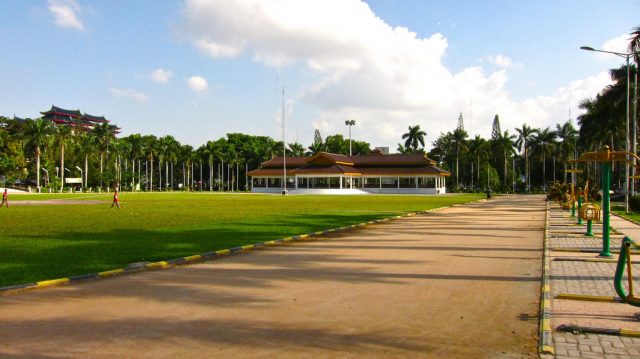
[75,166,84,188]
[580,46,638,213]
[345,120,356,156]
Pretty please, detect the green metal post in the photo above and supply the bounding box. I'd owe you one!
[585,220,593,236]
[601,161,611,257]
[577,196,583,225]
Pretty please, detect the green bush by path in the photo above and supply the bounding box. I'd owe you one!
[0,193,482,287]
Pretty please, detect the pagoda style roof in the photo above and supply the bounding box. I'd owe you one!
[82,114,109,123]
[40,105,82,118]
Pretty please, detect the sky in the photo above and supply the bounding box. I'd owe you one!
[0,0,638,151]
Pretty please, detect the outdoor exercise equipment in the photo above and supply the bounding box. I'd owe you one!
[576,186,583,225]
[571,145,640,257]
[579,182,601,236]
[566,168,583,217]
[614,236,640,307]
[560,190,574,210]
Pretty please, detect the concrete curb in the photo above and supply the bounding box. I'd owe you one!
[1,199,483,296]
[539,200,554,356]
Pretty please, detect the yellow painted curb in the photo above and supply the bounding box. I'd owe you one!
[541,345,555,353]
[184,255,202,262]
[241,245,254,251]
[215,249,231,256]
[99,269,125,278]
[146,261,169,269]
[36,278,70,288]
[264,240,277,246]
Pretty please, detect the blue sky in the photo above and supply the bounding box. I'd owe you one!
[0,0,638,150]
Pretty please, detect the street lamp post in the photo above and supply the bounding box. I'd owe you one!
[581,46,638,213]
[345,120,356,156]
[76,165,84,190]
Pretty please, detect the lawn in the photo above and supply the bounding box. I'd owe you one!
[612,204,640,223]
[0,192,483,287]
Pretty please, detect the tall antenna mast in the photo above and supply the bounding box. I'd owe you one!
[282,87,287,194]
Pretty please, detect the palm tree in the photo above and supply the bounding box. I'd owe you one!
[533,128,557,189]
[555,121,578,182]
[178,144,194,191]
[287,142,305,156]
[629,25,640,63]
[158,136,179,190]
[402,125,426,151]
[467,135,486,189]
[450,127,468,187]
[307,129,324,155]
[142,135,158,191]
[22,118,54,191]
[515,124,538,192]
[497,130,516,186]
[125,134,144,191]
[396,143,412,154]
[76,132,94,188]
[203,140,220,191]
[53,125,74,190]
[92,122,115,189]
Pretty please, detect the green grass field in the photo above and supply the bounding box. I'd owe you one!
[0,192,483,287]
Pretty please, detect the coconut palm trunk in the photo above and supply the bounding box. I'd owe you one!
[209,160,213,191]
[60,144,65,190]
[36,146,41,190]
[84,154,88,188]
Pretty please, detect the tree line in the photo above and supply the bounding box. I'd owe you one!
[0,119,372,192]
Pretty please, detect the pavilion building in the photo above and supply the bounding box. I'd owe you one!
[40,105,120,133]
[247,151,449,194]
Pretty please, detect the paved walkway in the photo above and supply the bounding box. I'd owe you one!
[547,203,640,358]
[0,195,544,358]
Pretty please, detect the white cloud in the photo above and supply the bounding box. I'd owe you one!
[48,0,84,31]
[109,88,149,103]
[186,76,208,92]
[151,68,173,83]
[487,54,514,68]
[181,0,611,149]
[600,34,631,57]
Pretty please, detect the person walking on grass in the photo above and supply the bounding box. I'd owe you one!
[1,189,8,208]
[111,189,120,209]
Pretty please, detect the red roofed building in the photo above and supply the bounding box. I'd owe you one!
[247,151,450,194]
[40,105,121,133]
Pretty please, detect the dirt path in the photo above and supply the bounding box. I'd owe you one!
[0,195,545,358]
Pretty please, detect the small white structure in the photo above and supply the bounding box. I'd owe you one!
[248,151,449,194]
